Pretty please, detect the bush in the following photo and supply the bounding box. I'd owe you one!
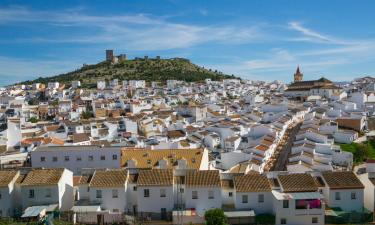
[204,208,227,225]
[28,117,39,123]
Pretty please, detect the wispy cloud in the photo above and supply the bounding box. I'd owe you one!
[0,6,263,51]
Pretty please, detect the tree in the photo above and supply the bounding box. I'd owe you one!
[81,111,94,120]
[28,117,39,123]
[204,208,227,225]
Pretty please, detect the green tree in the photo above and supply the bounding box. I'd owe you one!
[81,111,94,119]
[28,117,39,123]
[204,208,227,225]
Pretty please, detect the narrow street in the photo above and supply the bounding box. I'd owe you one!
[269,121,302,171]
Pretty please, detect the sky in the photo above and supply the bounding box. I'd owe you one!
[0,0,375,85]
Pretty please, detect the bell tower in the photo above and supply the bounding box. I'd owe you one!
[294,66,303,82]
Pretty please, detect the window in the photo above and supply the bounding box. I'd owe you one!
[208,190,214,199]
[351,192,356,200]
[258,194,264,203]
[45,188,51,198]
[179,188,184,193]
[112,189,118,198]
[0,190,2,199]
[133,186,137,191]
[147,159,151,165]
[281,218,287,224]
[192,191,198,199]
[96,190,102,198]
[100,155,105,160]
[144,189,150,197]
[40,157,45,162]
[160,189,166,198]
[29,189,35,198]
[335,192,341,200]
[229,192,233,197]
[88,155,94,161]
[64,156,69,161]
[113,209,119,213]
[242,195,248,203]
[112,154,118,160]
[283,200,289,208]
[52,157,58,162]
[76,156,82,161]
[312,217,318,224]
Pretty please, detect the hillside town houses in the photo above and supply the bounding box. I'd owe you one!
[0,67,374,224]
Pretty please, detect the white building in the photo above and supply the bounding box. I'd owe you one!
[0,170,20,217]
[20,168,74,211]
[31,146,122,175]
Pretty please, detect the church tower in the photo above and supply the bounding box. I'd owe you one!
[294,66,303,82]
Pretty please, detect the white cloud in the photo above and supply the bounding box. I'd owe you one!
[0,6,263,51]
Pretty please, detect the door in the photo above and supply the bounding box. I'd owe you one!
[161,208,167,220]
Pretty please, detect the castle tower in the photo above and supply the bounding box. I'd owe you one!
[106,49,114,62]
[294,66,303,82]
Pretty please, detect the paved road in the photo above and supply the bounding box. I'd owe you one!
[271,122,302,171]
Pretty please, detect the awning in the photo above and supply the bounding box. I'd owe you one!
[22,206,47,218]
[272,190,323,200]
[224,210,255,218]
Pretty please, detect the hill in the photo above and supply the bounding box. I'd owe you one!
[19,58,237,88]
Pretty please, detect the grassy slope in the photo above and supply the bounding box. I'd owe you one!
[19,58,236,87]
[340,140,375,164]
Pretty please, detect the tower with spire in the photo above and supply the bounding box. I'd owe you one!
[294,66,303,82]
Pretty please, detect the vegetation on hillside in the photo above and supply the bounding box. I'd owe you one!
[340,140,375,164]
[19,58,237,87]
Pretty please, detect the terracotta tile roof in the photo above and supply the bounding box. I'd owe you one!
[128,174,138,184]
[278,173,318,193]
[234,174,271,192]
[73,133,90,143]
[185,170,220,187]
[89,169,127,188]
[321,171,364,190]
[167,130,186,139]
[121,148,204,170]
[0,170,19,187]
[137,169,173,186]
[21,169,65,186]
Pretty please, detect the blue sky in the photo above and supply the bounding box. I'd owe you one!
[0,0,375,85]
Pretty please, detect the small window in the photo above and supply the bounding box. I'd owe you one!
[88,155,94,161]
[283,200,289,208]
[40,157,45,162]
[96,190,102,198]
[208,190,214,199]
[160,189,166,198]
[179,188,184,193]
[242,195,248,203]
[147,159,152,165]
[144,189,150,197]
[0,191,2,199]
[112,189,118,198]
[192,191,198,199]
[229,192,233,197]
[281,218,287,224]
[112,154,118,160]
[335,192,341,200]
[258,194,264,203]
[64,156,69,161]
[52,157,58,162]
[29,189,35,198]
[312,217,318,224]
[45,188,51,198]
[100,155,105,160]
[133,186,137,191]
[351,192,356,200]
[76,156,82,161]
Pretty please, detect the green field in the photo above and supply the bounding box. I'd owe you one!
[340,140,375,164]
